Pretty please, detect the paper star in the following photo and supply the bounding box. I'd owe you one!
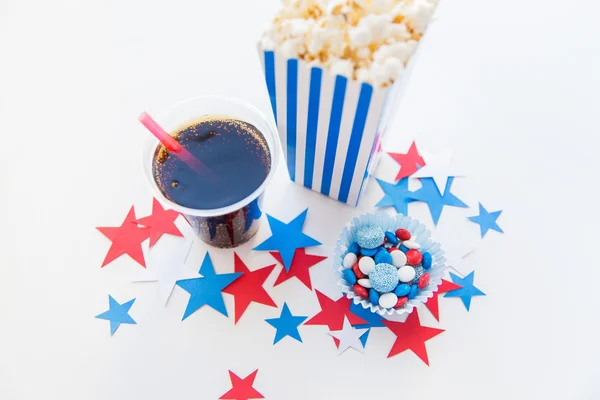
[135,198,184,247]
[95,295,137,336]
[265,303,307,344]
[222,253,277,324]
[383,311,445,365]
[445,271,486,311]
[443,240,476,276]
[328,316,368,355]
[133,241,199,305]
[376,178,416,215]
[270,249,327,290]
[467,203,504,238]
[96,206,150,268]
[253,209,321,272]
[423,279,464,321]
[388,141,426,180]
[410,177,468,224]
[411,150,465,195]
[349,302,385,347]
[219,370,265,400]
[305,290,367,331]
[176,253,242,320]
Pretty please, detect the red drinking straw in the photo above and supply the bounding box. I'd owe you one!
[139,112,217,181]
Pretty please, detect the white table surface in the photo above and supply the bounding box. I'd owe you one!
[1,0,599,399]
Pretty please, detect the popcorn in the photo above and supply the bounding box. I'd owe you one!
[260,0,439,87]
[330,58,354,77]
[404,0,436,33]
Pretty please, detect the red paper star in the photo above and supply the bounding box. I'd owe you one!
[219,369,264,400]
[424,279,464,321]
[305,290,367,346]
[388,141,426,180]
[222,253,277,324]
[270,249,327,290]
[96,206,150,268]
[135,198,184,247]
[383,311,445,365]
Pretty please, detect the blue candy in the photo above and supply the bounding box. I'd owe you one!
[369,288,380,305]
[394,283,411,297]
[384,231,399,245]
[399,244,409,253]
[374,249,392,264]
[411,266,424,285]
[408,284,419,300]
[422,252,432,269]
[348,242,361,256]
[369,263,399,293]
[356,225,385,249]
[360,247,378,257]
[343,268,357,285]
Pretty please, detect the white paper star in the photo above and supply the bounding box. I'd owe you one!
[443,241,475,276]
[411,149,465,195]
[328,316,369,355]
[133,240,201,305]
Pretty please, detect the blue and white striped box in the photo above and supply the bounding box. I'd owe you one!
[259,51,406,206]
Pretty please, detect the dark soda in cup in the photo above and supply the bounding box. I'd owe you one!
[142,96,279,248]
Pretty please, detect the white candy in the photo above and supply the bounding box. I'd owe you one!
[391,251,407,267]
[357,278,372,288]
[343,253,358,268]
[358,257,376,275]
[379,292,398,309]
[397,265,416,283]
[402,240,421,250]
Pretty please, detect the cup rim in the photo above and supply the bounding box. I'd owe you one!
[141,95,280,218]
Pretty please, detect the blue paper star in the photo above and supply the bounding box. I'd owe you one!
[253,209,321,272]
[349,302,385,347]
[445,271,486,311]
[410,177,468,224]
[95,295,136,336]
[468,203,503,238]
[176,253,242,320]
[265,303,307,344]
[375,178,416,215]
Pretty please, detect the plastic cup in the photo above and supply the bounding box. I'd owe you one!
[142,95,280,248]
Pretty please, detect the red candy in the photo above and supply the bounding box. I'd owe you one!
[406,249,422,266]
[353,284,369,299]
[395,228,411,241]
[394,296,408,308]
[352,263,367,279]
[388,247,399,253]
[418,273,431,289]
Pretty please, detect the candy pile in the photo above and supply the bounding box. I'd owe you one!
[259,0,439,87]
[341,225,433,309]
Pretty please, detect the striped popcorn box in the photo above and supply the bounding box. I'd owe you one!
[259,50,409,206]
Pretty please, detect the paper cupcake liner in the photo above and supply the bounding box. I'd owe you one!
[334,212,448,317]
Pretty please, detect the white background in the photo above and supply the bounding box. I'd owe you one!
[1,0,599,399]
